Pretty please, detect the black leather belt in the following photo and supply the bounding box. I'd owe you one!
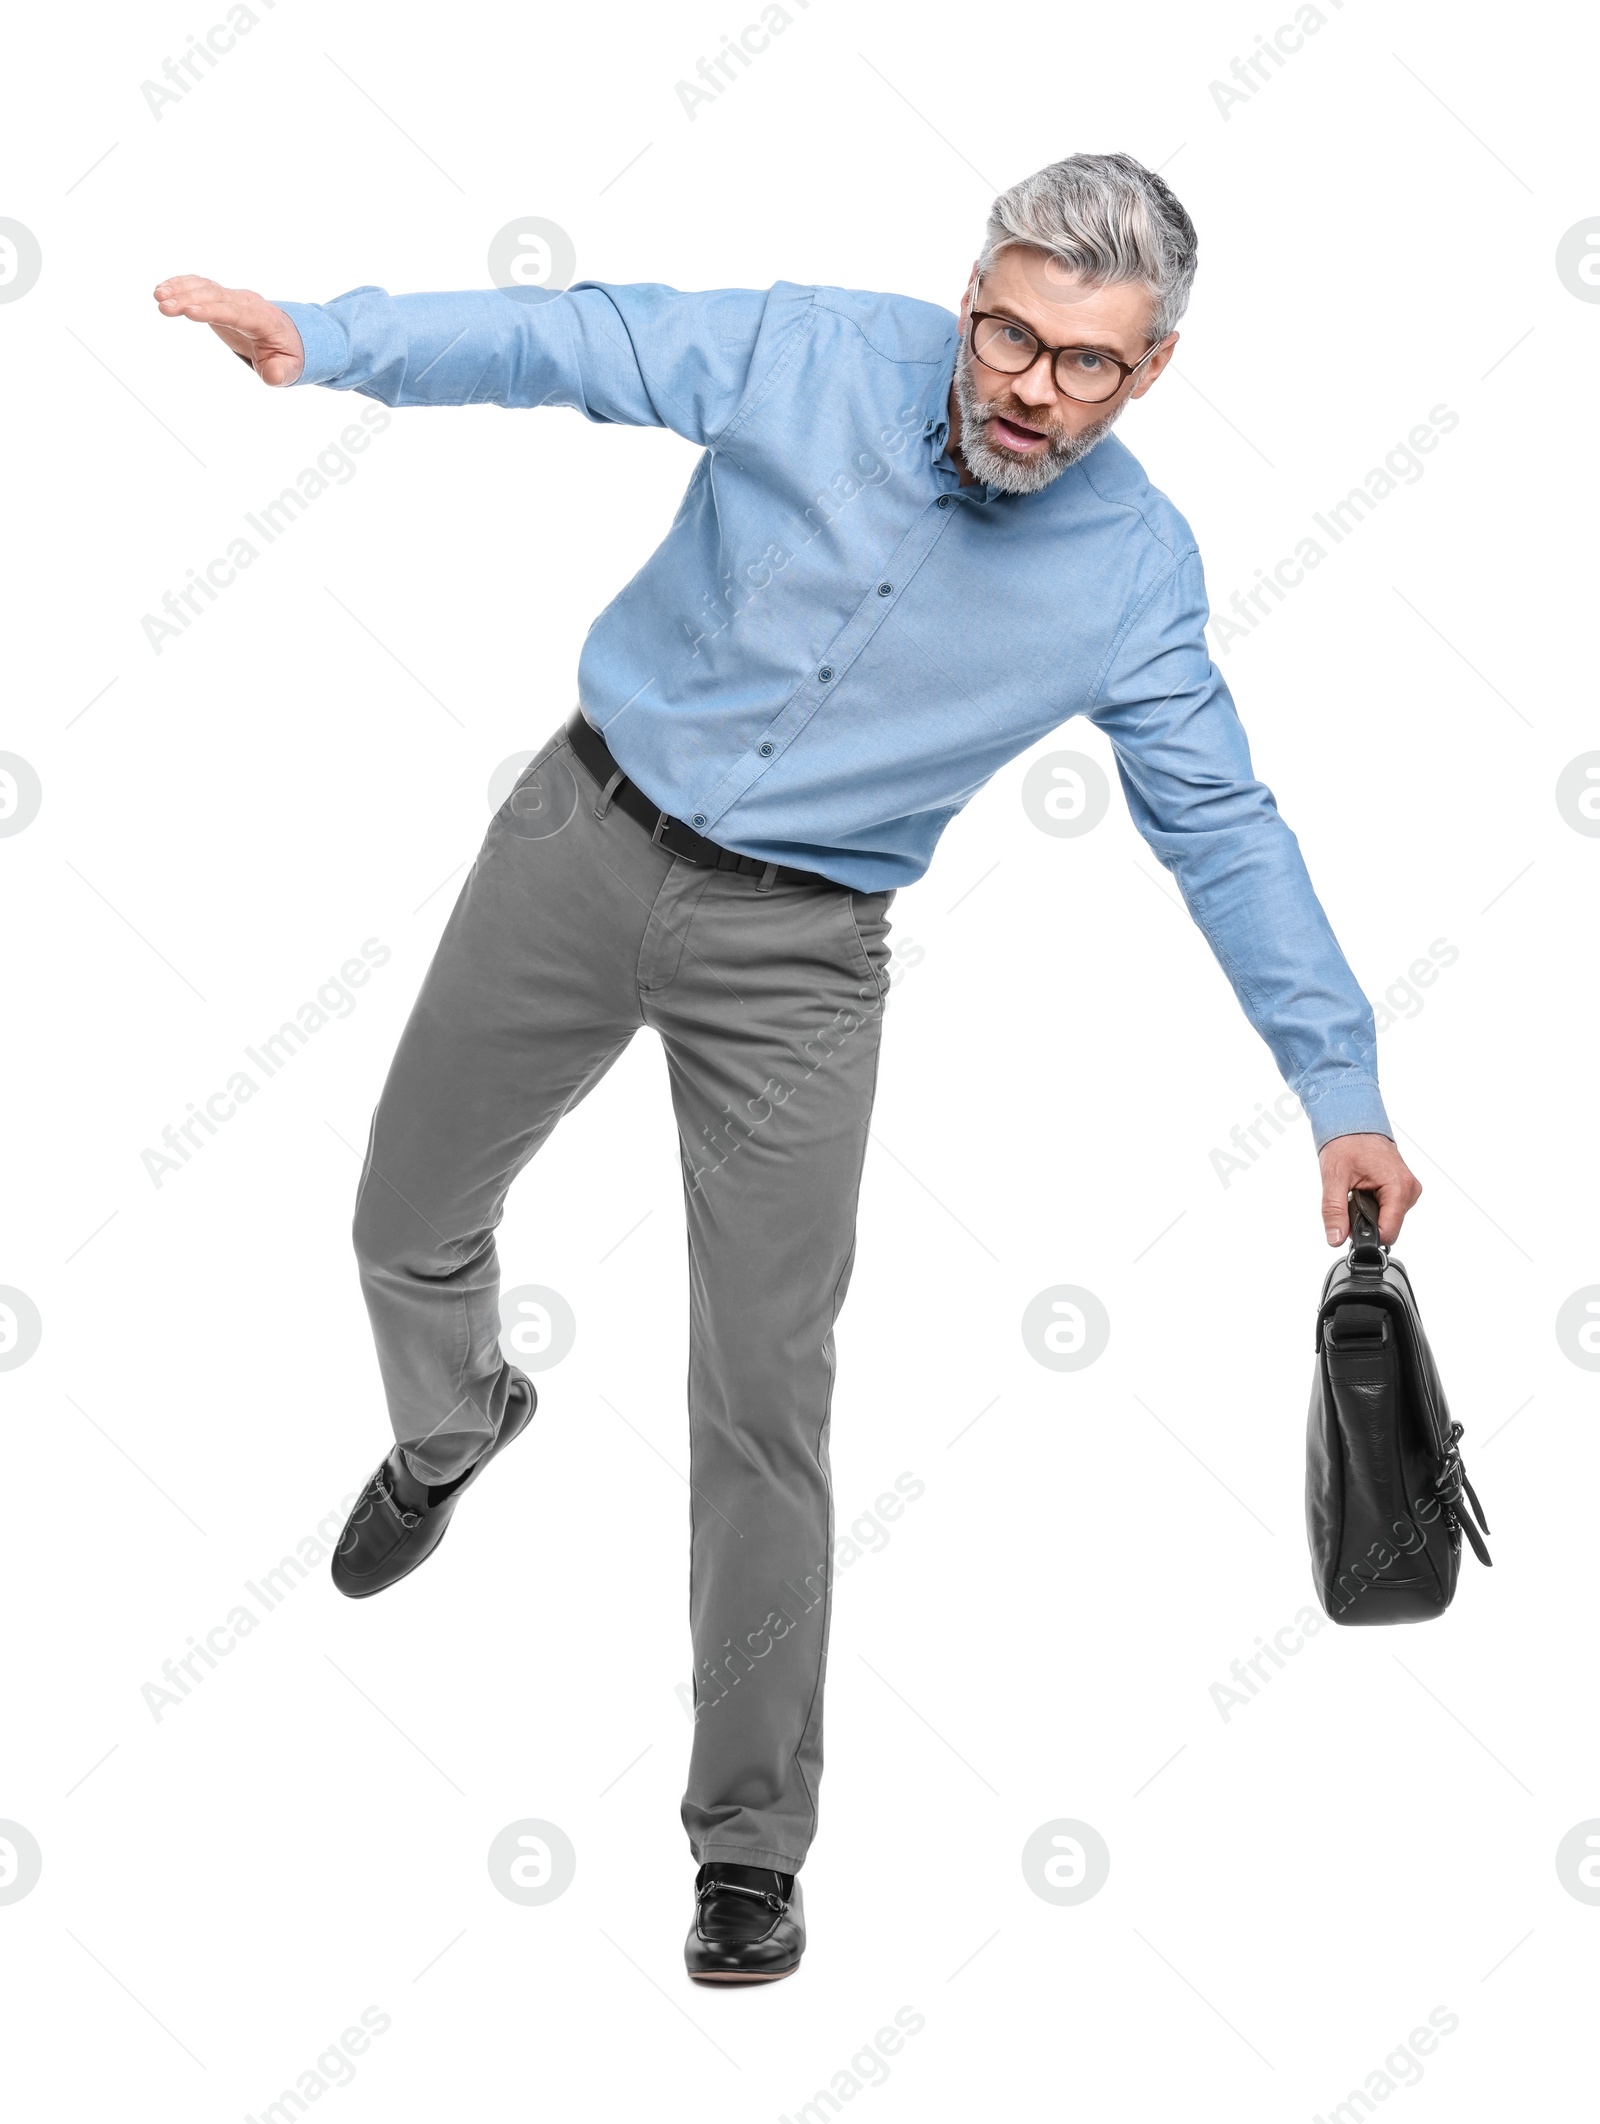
[563,709,842,892]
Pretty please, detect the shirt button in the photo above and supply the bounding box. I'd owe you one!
[691,813,707,828]
[818,665,834,682]
[758,741,774,757]
[936,495,952,509]
[877,583,892,597]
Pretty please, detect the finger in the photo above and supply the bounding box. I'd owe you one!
[152,276,228,312]
[153,275,221,297]
[152,281,272,334]
[155,292,260,327]
[1373,1176,1416,1246]
[1320,1171,1350,1246]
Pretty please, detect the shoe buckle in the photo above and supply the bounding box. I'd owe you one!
[372,1467,422,1530]
[699,1877,787,1914]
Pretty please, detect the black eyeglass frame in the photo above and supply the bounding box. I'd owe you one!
[966,293,1164,404]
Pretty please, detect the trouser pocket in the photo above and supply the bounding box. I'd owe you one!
[843,888,896,995]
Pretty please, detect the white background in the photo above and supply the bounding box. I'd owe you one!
[2,0,1595,2116]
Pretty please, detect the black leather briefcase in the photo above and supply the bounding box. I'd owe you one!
[1305,1191,1491,1625]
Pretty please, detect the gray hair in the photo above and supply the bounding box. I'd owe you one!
[979,153,1199,342]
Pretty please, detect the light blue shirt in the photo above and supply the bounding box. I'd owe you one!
[281,278,1390,1145]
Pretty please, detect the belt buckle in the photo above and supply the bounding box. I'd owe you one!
[651,810,704,862]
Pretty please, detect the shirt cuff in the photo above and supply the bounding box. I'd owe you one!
[1298,1074,1393,1151]
[277,300,350,387]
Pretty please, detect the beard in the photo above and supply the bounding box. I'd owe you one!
[951,343,1124,495]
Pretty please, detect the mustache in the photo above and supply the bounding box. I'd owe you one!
[982,402,1055,437]
[957,354,1072,450]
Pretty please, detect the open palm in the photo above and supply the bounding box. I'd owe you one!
[152,275,305,386]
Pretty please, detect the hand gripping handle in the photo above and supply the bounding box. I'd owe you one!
[1348,1187,1386,1270]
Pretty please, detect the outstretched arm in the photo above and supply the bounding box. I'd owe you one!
[1090,548,1420,1247]
[152,275,798,444]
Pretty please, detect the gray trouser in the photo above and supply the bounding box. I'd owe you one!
[351,724,894,1872]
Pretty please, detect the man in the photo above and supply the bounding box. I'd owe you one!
[154,152,1420,1984]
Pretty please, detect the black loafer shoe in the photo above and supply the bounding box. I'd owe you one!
[685,1863,805,1983]
[331,1378,536,1599]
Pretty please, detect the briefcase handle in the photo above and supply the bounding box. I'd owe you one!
[1348,1187,1387,1270]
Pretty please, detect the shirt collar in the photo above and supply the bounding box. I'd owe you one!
[922,338,956,454]
[922,336,1010,504]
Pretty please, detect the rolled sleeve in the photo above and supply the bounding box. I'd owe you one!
[1298,1073,1393,1151]
[277,296,354,387]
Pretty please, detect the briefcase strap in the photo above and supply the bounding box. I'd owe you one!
[1349,1187,1387,1273]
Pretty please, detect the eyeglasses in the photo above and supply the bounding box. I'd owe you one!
[967,300,1161,405]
